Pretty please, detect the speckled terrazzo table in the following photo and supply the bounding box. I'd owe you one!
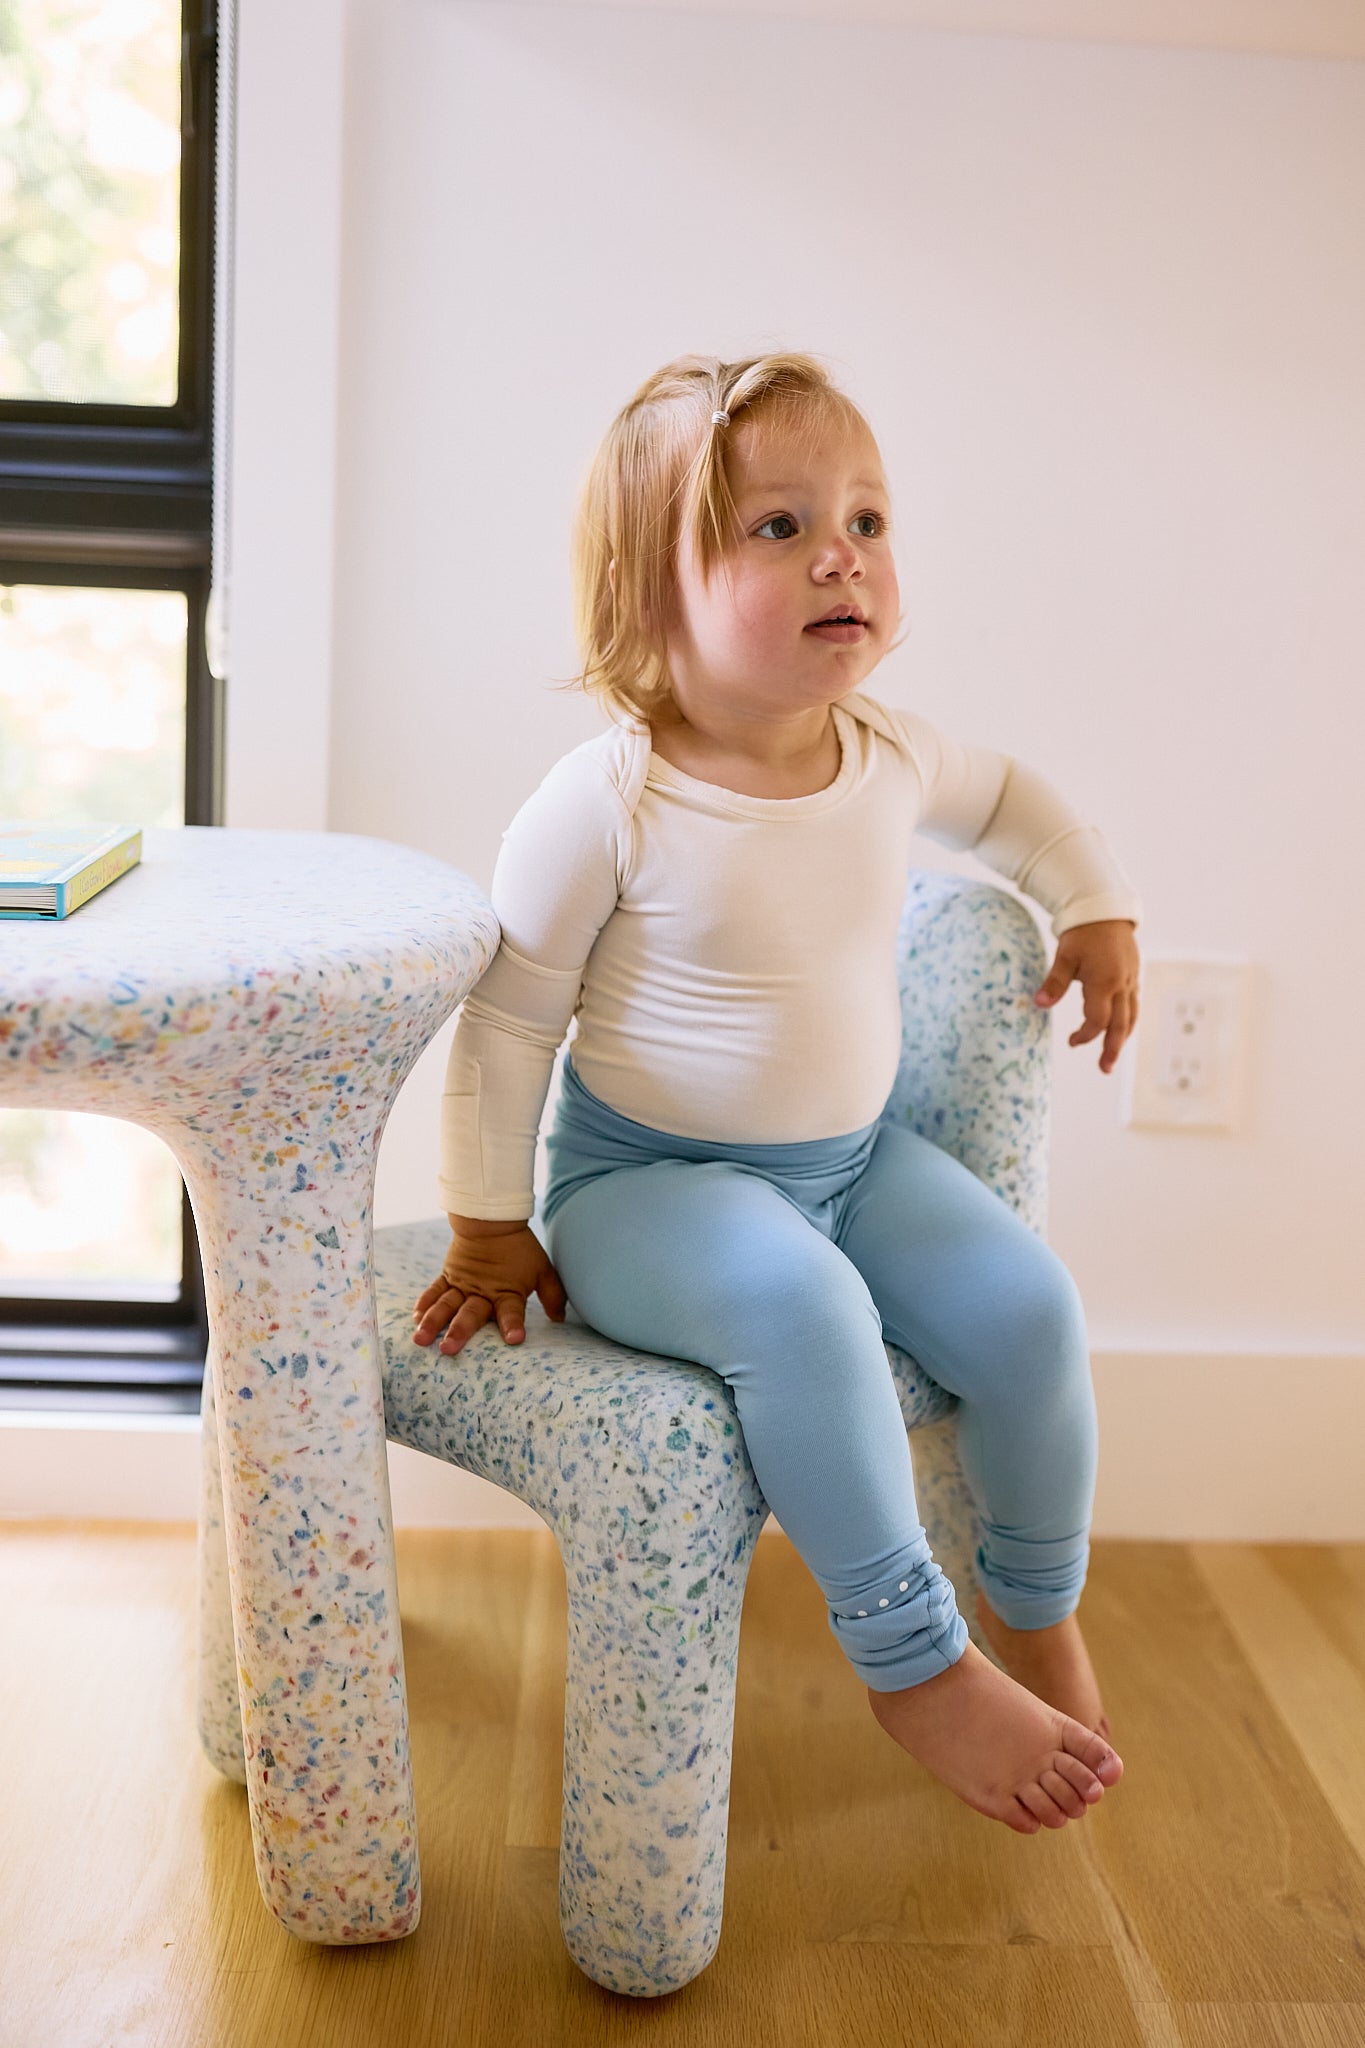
[0,825,499,1945]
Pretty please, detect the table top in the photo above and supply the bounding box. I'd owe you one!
[1,825,499,1008]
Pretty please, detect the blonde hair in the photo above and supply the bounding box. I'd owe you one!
[557,351,879,728]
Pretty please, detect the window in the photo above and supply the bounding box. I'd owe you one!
[0,0,220,1415]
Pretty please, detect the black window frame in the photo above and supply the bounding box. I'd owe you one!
[0,2,221,1415]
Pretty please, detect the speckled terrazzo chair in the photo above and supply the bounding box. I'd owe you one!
[203,869,1051,1998]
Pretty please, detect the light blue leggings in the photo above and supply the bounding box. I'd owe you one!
[541,1051,1098,1694]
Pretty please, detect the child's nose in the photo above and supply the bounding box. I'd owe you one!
[815,535,861,577]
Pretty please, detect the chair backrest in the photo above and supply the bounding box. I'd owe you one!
[884,869,1052,1237]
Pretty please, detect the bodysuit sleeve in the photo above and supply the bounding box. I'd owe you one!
[896,709,1143,936]
[438,753,631,1221]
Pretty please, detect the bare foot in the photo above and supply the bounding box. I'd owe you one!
[867,1639,1123,1835]
[974,1588,1113,1745]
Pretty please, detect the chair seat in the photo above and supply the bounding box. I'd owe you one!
[375,1214,960,1529]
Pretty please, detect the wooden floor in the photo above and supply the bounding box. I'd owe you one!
[2,1525,1364,2048]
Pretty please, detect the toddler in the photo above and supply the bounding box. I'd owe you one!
[413,352,1139,1837]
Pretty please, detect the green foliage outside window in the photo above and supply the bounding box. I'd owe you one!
[0,0,181,406]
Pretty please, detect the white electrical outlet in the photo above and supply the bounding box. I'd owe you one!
[1119,958,1253,1132]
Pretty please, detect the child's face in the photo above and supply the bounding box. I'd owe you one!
[665,413,899,729]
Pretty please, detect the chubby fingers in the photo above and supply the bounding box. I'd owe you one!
[413,1276,449,1317]
[413,1282,528,1354]
[537,1270,569,1321]
[412,1281,463,1346]
[442,1289,528,1353]
[412,1278,454,1343]
[1068,987,1139,1073]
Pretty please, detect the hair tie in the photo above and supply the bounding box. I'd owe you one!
[711,408,730,426]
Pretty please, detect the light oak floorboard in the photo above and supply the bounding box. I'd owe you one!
[1,1524,1363,2048]
[1188,1544,1365,1873]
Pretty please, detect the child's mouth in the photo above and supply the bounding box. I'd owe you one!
[804,617,867,643]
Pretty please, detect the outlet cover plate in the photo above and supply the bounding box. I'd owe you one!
[1120,957,1254,1132]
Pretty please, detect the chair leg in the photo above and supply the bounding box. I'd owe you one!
[908,1415,1004,1670]
[555,1517,762,1998]
[176,1150,420,1944]
[196,1351,247,1782]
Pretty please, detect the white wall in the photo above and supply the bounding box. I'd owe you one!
[23,1,1352,1533]
[221,0,344,832]
[330,1,1365,1368]
[526,0,1365,61]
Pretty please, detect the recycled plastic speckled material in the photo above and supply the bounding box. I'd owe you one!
[3,829,1055,1986]
[0,826,499,1944]
[200,866,1053,1996]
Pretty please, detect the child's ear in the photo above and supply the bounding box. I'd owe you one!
[608,558,616,594]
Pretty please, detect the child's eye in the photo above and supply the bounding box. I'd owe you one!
[752,511,886,541]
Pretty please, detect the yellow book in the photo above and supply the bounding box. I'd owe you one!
[0,823,143,918]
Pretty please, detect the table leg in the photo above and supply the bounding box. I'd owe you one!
[196,1348,247,1782]
[178,1138,420,1944]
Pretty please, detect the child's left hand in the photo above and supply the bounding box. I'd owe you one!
[1033,919,1140,1075]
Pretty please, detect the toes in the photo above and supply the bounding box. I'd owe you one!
[1095,1743,1123,1784]
[1005,1799,1042,1835]
[1040,1766,1087,1819]
[1016,1780,1071,1830]
[1053,1750,1106,1804]
[1062,1720,1123,1783]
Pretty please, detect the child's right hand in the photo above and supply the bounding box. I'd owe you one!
[411,1221,569,1356]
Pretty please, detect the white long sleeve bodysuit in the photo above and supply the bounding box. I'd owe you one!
[438,689,1142,1220]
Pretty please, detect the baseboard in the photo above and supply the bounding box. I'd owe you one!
[1088,1348,1365,1541]
[1,1350,1361,1541]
